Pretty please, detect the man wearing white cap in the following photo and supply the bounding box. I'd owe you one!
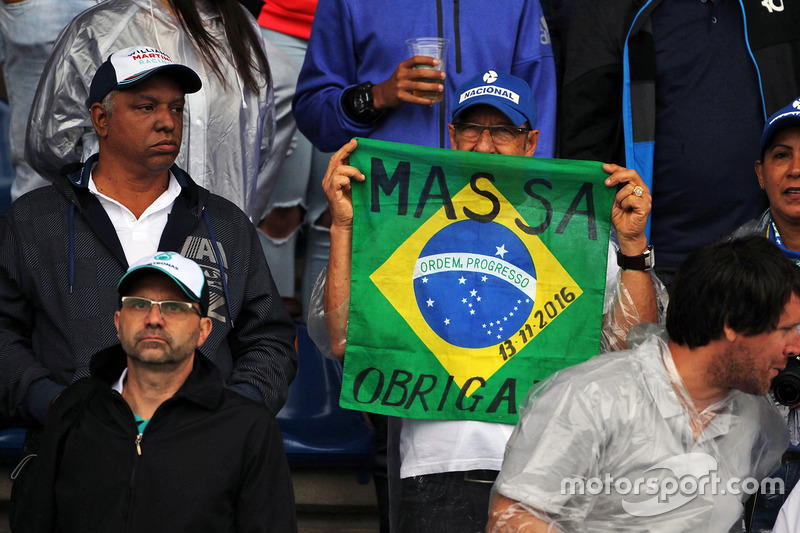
[0,47,296,432]
[12,252,296,532]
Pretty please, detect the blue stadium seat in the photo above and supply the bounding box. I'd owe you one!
[0,99,15,215]
[0,427,26,464]
[277,323,375,483]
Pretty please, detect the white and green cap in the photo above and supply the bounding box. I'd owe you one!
[117,252,208,314]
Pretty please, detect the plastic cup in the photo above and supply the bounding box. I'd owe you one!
[405,37,449,102]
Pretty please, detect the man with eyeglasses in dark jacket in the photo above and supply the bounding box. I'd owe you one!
[12,252,297,532]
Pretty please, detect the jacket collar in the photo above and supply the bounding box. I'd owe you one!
[54,154,226,318]
[59,154,209,261]
[90,344,224,411]
[66,153,194,191]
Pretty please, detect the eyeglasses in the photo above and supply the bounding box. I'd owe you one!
[120,296,201,319]
[452,123,531,145]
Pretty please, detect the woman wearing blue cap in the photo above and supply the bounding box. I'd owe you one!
[740,97,800,532]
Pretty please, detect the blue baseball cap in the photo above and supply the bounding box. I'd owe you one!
[451,70,537,128]
[761,97,800,157]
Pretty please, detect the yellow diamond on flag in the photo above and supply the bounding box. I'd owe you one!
[370,180,583,394]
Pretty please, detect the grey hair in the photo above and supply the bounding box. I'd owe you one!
[101,90,119,116]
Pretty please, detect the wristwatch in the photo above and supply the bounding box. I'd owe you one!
[343,82,386,124]
[617,245,655,271]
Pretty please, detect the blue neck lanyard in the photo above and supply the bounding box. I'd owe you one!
[769,216,800,266]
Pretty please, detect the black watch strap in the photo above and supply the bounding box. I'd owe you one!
[617,245,655,271]
[342,81,386,124]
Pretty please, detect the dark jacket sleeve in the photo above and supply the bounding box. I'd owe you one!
[11,379,101,532]
[225,222,297,415]
[292,0,381,151]
[236,412,297,533]
[0,216,57,423]
[558,0,629,165]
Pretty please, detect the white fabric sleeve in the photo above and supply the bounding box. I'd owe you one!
[773,481,800,533]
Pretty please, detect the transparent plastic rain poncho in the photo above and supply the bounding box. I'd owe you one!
[488,333,788,533]
[24,0,282,220]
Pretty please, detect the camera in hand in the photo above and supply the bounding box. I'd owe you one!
[773,356,800,406]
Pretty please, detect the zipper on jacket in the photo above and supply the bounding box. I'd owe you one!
[437,0,445,148]
[453,0,461,73]
[436,0,443,41]
[124,432,143,532]
[435,1,462,149]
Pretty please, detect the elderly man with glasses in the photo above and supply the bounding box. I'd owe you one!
[309,70,662,532]
[12,251,297,532]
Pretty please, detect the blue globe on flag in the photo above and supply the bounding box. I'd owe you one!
[413,220,536,349]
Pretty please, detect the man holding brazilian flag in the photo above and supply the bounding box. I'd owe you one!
[308,69,660,529]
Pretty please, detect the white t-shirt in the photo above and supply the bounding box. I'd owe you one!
[400,419,514,478]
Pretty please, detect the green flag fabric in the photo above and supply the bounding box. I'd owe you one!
[342,138,615,425]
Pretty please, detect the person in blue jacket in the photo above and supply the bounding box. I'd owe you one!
[293,0,557,157]
[292,1,557,334]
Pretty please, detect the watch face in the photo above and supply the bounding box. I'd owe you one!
[354,88,370,114]
[617,246,654,271]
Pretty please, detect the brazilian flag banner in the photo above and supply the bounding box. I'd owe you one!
[343,138,615,425]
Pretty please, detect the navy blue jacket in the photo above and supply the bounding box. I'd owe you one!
[0,155,297,424]
[13,345,297,532]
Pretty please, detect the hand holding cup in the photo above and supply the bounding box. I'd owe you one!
[372,38,449,109]
[405,37,449,103]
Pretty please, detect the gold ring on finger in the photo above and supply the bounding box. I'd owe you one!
[633,186,644,197]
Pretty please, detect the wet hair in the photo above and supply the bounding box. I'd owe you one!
[667,235,800,348]
[166,0,270,93]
